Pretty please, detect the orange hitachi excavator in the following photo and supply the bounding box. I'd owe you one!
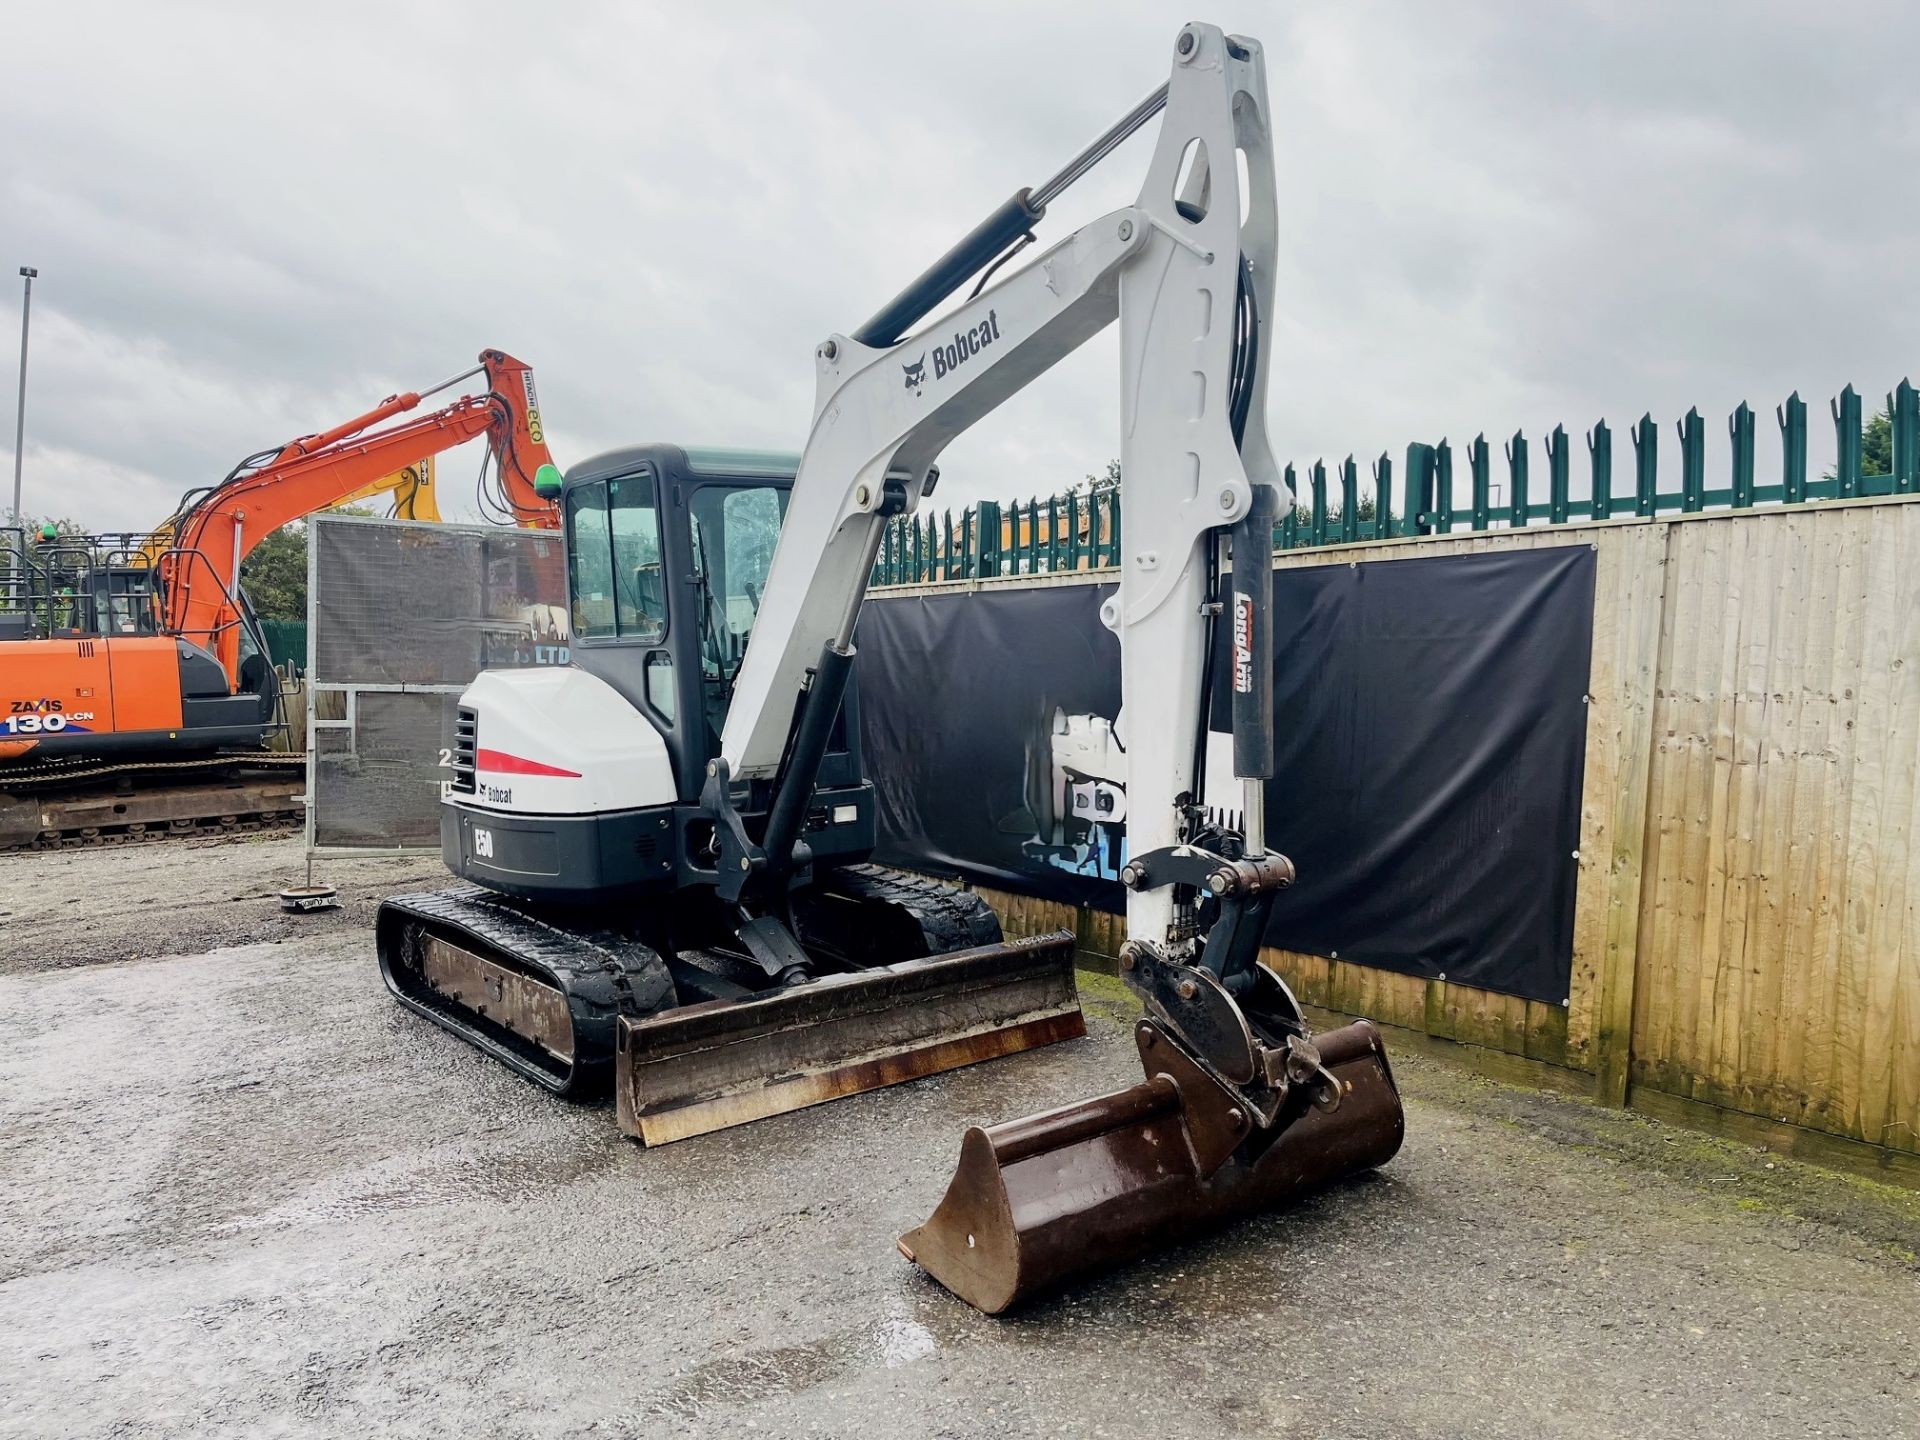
[0,349,560,848]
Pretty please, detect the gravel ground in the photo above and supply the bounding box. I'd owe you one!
[2,835,1917,1439]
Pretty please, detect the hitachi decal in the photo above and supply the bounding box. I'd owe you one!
[931,310,1001,380]
[522,372,544,444]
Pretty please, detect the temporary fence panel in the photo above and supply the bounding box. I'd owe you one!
[305,514,567,853]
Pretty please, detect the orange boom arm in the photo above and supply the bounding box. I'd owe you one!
[159,349,559,681]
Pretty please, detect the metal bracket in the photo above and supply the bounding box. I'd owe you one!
[734,912,813,983]
[698,756,764,905]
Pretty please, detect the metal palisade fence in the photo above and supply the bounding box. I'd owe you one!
[873,488,1123,584]
[872,376,1919,584]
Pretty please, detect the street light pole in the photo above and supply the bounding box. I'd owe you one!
[12,266,36,527]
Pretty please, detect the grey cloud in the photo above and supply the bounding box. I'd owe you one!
[2,0,1915,530]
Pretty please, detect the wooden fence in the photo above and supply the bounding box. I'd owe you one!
[876,492,1920,1175]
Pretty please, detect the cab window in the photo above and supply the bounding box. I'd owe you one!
[609,474,666,642]
[566,472,667,643]
[566,483,615,639]
[688,482,787,681]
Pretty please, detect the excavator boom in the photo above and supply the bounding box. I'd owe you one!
[156,349,558,680]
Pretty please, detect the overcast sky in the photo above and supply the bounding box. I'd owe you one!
[3,1,1916,531]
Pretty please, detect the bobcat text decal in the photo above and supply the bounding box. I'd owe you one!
[932,310,1001,380]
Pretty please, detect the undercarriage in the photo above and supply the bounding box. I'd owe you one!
[378,865,1082,1144]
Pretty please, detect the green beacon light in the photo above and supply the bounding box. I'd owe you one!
[533,463,563,500]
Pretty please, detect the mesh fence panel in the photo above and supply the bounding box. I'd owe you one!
[308,515,567,852]
[311,694,460,848]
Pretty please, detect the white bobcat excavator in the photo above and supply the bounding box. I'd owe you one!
[379,22,1402,1311]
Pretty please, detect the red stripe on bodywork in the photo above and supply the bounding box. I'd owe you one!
[475,747,581,779]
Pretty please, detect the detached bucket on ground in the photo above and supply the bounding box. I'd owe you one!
[899,1015,1404,1314]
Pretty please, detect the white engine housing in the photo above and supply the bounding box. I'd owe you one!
[459,667,676,816]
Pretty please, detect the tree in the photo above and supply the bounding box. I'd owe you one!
[1863,405,1893,476]
[239,521,310,622]
[1823,402,1893,481]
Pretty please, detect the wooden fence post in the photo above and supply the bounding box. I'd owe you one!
[1593,524,1673,1106]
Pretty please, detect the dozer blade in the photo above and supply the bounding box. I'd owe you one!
[617,931,1084,1146]
[899,1015,1404,1314]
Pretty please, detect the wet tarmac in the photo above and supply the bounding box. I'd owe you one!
[3,836,1918,1438]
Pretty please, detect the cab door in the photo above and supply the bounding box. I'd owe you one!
[565,468,688,785]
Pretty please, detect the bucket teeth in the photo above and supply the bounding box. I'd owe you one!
[617,931,1084,1146]
[900,1017,1404,1314]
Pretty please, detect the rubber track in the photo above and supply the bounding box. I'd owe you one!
[377,886,674,1096]
[384,886,672,1002]
[820,864,1005,954]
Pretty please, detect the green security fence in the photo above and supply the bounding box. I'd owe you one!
[259,618,308,672]
[872,489,1122,585]
[871,376,1919,586]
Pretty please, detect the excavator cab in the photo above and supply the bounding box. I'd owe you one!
[557,446,844,811]
[0,531,276,761]
[431,444,873,903]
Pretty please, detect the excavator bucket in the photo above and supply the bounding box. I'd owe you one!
[899,1014,1403,1314]
[618,931,1085,1145]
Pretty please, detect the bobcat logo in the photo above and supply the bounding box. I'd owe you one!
[902,354,927,393]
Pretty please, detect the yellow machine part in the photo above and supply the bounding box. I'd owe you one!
[334,459,439,522]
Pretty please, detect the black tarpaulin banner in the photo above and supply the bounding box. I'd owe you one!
[857,545,1596,1004]
[859,583,1122,913]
